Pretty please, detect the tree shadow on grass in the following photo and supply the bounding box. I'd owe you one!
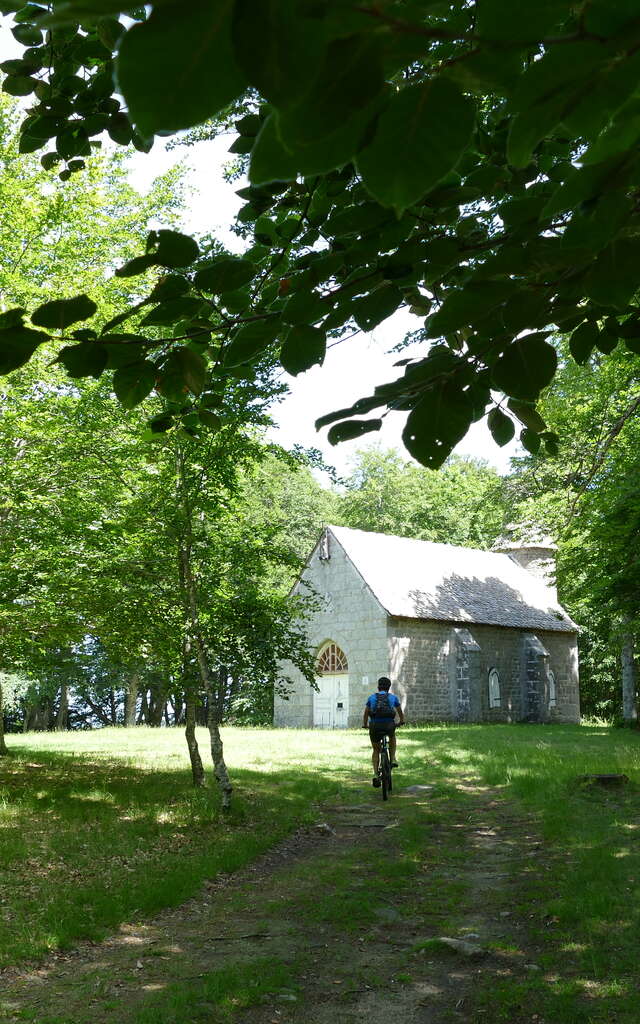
[0,744,364,967]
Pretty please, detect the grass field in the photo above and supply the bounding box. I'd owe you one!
[1,723,640,1021]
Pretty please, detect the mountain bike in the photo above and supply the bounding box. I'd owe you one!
[378,732,393,801]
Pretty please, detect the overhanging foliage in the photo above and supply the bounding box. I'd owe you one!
[1,0,640,465]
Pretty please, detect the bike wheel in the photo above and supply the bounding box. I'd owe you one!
[381,750,390,800]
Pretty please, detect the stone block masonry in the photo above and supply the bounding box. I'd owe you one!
[275,527,580,728]
[274,535,389,728]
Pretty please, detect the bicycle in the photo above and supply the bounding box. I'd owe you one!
[378,731,393,800]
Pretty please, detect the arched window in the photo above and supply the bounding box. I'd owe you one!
[316,642,348,674]
[488,668,501,709]
[548,669,557,708]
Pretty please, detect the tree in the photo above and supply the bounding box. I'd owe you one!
[0,102,184,750]
[2,1,640,468]
[506,342,640,720]
[339,447,505,548]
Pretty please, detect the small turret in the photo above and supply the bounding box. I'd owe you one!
[492,525,558,600]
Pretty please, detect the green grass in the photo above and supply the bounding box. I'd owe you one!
[2,722,640,1023]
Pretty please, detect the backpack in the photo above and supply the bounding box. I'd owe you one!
[373,692,395,719]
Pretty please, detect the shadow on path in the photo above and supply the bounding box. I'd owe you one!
[0,771,603,1024]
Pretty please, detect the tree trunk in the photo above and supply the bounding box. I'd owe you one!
[176,443,232,809]
[109,688,118,726]
[148,692,165,727]
[621,634,638,723]
[185,685,205,787]
[124,673,139,727]
[54,682,68,731]
[0,679,8,755]
[172,693,184,724]
[137,688,149,725]
[181,547,233,809]
[206,688,232,811]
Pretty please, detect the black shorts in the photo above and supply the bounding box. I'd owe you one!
[369,722,396,743]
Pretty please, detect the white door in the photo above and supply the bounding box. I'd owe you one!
[313,674,349,728]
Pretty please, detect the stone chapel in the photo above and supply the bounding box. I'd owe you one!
[274,524,580,728]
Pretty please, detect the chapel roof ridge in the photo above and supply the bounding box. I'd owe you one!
[324,522,493,555]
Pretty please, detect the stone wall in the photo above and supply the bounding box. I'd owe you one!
[388,618,579,724]
[274,532,389,728]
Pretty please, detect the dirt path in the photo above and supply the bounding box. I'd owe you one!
[0,776,553,1024]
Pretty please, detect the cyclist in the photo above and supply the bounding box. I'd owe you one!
[363,676,405,787]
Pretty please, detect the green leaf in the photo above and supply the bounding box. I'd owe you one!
[248,115,299,185]
[116,0,248,136]
[541,430,560,457]
[0,325,47,374]
[520,428,541,455]
[279,35,384,146]
[487,407,515,447]
[569,322,598,365]
[194,258,255,294]
[402,382,475,469]
[198,409,221,430]
[356,78,475,213]
[56,126,90,160]
[250,105,380,183]
[0,308,26,329]
[40,151,59,170]
[56,343,108,378]
[103,339,147,369]
[280,325,326,376]
[427,281,513,337]
[154,230,200,269]
[352,286,402,332]
[140,297,205,327]
[148,412,174,434]
[282,289,327,326]
[3,74,38,96]
[115,254,157,278]
[148,275,190,303]
[506,399,547,433]
[31,294,97,330]
[585,239,640,310]
[506,44,604,167]
[163,347,207,396]
[234,113,261,137]
[478,0,567,42]
[595,332,618,355]
[228,135,254,155]
[491,334,557,402]
[327,418,383,445]
[223,317,281,366]
[108,112,132,145]
[100,301,147,336]
[11,22,42,46]
[112,360,156,409]
[315,394,386,431]
[232,0,326,108]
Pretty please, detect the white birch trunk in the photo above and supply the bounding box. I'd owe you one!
[621,635,638,723]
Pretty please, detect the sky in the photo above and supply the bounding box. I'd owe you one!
[1,22,520,477]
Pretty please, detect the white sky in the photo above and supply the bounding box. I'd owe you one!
[1,23,519,476]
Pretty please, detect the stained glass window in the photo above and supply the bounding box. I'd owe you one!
[317,642,348,674]
[488,668,501,709]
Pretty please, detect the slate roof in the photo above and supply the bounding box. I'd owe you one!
[326,525,577,634]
